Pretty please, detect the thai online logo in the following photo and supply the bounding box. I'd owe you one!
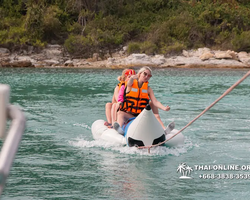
[176,163,250,180]
[177,163,193,179]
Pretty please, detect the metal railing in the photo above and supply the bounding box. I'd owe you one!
[0,84,26,196]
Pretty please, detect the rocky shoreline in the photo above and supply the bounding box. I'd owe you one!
[0,45,250,69]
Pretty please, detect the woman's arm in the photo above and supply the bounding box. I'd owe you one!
[126,74,138,93]
[117,85,125,102]
[148,87,170,111]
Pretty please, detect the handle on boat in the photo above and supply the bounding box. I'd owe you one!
[0,85,26,196]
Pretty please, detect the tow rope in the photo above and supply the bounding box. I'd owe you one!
[138,69,250,153]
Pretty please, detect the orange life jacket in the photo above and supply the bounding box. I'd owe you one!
[117,81,125,90]
[119,79,149,116]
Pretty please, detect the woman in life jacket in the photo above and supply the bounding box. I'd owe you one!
[111,69,136,126]
[115,66,170,134]
[104,68,131,127]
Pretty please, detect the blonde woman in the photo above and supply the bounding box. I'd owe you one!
[114,66,174,134]
[111,69,136,126]
[104,68,131,127]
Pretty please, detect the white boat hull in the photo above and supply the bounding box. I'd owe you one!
[91,119,127,145]
[91,106,185,148]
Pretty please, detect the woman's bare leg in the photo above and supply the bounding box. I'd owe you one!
[114,111,134,135]
[105,102,112,125]
[111,103,120,125]
[117,111,133,127]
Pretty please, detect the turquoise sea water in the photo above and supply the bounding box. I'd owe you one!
[1,67,250,200]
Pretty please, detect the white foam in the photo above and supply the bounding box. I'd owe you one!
[73,123,91,130]
[69,136,193,157]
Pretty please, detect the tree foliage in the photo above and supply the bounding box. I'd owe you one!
[0,0,250,55]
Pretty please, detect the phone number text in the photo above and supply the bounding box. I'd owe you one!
[199,173,250,179]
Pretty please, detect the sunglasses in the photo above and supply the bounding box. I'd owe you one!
[143,71,152,78]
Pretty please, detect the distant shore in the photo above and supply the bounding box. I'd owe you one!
[0,45,250,69]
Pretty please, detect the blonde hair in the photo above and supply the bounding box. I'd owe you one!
[117,68,128,82]
[138,66,152,77]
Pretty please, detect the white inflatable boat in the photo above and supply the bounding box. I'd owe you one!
[91,105,184,148]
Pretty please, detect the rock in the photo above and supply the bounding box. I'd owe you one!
[64,60,74,67]
[0,48,10,56]
[43,49,62,59]
[0,58,11,67]
[47,44,62,49]
[162,56,202,68]
[203,58,247,68]
[182,50,189,57]
[15,56,36,63]
[214,51,232,59]
[200,52,214,61]
[238,51,248,58]
[182,48,211,57]
[227,50,238,60]
[124,54,155,66]
[92,53,100,61]
[106,53,156,68]
[43,59,60,66]
[1,43,250,68]
[123,46,128,51]
[151,55,166,65]
[237,52,250,65]
[34,62,45,68]
[10,60,33,67]
[27,46,34,54]
[42,44,64,60]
